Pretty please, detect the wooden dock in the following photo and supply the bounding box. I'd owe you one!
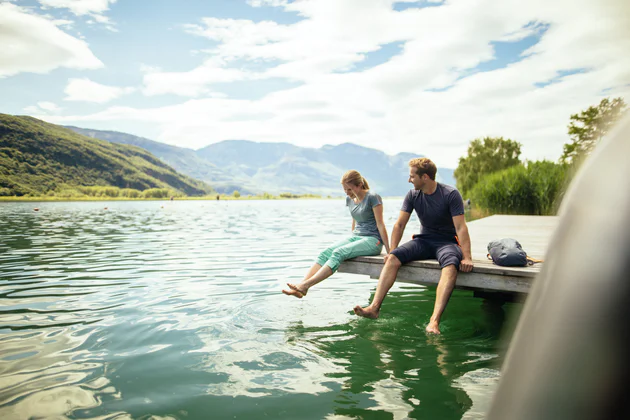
[338,215,558,297]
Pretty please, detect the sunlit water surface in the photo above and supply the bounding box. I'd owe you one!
[0,200,521,419]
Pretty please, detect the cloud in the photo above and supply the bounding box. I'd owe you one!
[64,78,135,103]
[142,57,251,97]
[24,101,63,115]
[38,0,117,15]
[0,3,103,78]
[38,0,117,28]
[46,0,630,168]
[247,0,289,7]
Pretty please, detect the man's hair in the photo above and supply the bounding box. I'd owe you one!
[409,157,437,180]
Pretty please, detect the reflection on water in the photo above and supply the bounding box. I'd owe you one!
[0,200,519,419]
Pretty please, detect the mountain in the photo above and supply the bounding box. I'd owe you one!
[0,115,213,196]
[67,127,257,195]
[65,127,456,197]
[195,140,456,196]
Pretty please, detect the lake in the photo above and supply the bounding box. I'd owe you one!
[0,199,521,419]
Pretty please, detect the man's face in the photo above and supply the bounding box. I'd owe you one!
[408,167,426,190]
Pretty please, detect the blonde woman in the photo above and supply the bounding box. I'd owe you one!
[283,170,390,298]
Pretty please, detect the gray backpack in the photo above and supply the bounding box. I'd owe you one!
[487,238,534,267]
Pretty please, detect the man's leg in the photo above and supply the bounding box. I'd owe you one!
[426,264,457,334]
[426,242,464,334]
[354,238,431,318]
[353,254,402,318]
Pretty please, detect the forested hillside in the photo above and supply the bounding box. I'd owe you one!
[0,115,213,197]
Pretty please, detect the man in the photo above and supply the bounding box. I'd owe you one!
[353,157,474,334]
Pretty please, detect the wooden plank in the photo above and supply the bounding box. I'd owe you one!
[339,260,534,293]
[466,215,557,261]
[347,256,539,277]
[338,215,559,294]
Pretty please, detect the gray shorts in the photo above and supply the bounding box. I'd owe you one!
[390,234,463,269]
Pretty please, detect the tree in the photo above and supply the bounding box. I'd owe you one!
[471,161,569,215]
[232,190,241,198]
[561,97,627,164]
[454,136,522,198]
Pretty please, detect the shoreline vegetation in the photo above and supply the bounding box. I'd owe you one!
[0,188,487,221]
[0,194,416,202]
[0,185,326,201]
[454,97,627,216]
[0,196,327,202]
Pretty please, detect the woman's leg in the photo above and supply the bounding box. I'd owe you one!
[303,263,322,281]
[282,263,321,298]
[284,236,382,298]
[283,238,355,298]
[306,236,382,287]
[324,236,383,273]
[295,264,334,292]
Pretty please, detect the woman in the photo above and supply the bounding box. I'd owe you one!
[283,170,390,298]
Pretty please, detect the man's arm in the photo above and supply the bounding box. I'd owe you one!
[388,211,411,255]
[453,214,473,272]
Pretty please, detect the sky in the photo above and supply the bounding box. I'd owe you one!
[1,0,629,169]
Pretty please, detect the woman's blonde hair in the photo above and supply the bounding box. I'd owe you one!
[341,170,369,190]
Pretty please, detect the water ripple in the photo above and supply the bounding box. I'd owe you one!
[0,200,513,419]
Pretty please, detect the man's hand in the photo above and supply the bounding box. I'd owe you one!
[383,253,391,263]
[459,258,474,272]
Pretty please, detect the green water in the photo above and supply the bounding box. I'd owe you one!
[0,200,521,419]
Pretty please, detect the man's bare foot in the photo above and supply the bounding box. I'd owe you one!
[353,305,380,319]
[425,321,441,334]
[282,283,307,298]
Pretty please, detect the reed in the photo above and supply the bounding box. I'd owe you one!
[471,160,570,215]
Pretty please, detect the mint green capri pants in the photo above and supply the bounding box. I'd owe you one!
[316,236,383,272]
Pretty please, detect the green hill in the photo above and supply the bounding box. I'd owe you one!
[0,114,213,197]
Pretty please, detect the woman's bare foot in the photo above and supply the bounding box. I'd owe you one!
[353,305,380,319]
[282,283,307,298]
[425,321,441,334]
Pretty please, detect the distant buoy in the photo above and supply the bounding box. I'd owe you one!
[33,208,39,211]
[104,207,108,210]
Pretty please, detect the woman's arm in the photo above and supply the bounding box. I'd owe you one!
[352,219,355,233]
[373,204,390,254]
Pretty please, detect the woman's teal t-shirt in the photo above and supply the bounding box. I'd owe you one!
[346,191,383,242]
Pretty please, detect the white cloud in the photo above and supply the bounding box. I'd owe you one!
[47,0,630,168]
[38,0,116,15]
[0,3,103,78]
[37,101,61,112]
[38,0,117,28]
[64,78,135,103]
[142,57,251,97]
[24,101,63,115]
[247,0,290,8]
[139,64,161,74]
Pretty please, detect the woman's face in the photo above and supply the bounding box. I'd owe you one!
[342,182,362,198]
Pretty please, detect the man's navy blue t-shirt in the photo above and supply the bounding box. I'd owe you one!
[401,183,465,238]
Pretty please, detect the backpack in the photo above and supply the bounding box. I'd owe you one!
[487,238,543,267]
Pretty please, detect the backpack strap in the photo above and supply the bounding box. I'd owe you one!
[526,256,544,265]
